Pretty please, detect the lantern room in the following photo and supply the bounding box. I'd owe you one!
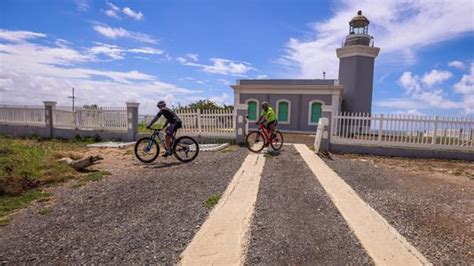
[349,10,369,35]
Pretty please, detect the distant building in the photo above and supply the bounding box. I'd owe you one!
[231,11,380,133]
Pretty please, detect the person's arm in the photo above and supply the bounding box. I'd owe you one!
[163,120,169,129]
[147,111,162,128]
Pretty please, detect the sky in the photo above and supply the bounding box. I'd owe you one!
[0,0,473,115]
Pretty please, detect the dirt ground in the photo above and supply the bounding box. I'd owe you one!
[323,153,474,264]
[283,133,315,146]
[245,146,371,265]
[330,153,474,180]
[0,146,248,264]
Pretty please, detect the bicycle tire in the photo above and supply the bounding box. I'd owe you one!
[134,137,160,163]
[173,136,199,163]
[270,130,284,151]
[246,131,265,153]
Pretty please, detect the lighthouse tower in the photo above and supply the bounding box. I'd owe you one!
[336,11,380,114]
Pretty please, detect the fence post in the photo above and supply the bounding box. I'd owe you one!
[43,101,56,138]
[234,104,248,145]
[378,114,383,144]
[432,115,439,146]
[126,102,140,141]
[197,108,202,134]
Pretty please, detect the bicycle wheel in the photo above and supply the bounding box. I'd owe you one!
[173,136,199,163]
[246,131,265,153]
[270,130,284,151]
[134,137,160,163]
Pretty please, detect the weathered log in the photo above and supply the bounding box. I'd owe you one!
[58,155,104,171]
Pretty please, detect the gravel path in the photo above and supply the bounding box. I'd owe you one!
[323,155,474,264]
[245,146,372,264]
[0,147,248,264]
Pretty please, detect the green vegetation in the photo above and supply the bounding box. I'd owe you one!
[0,136,92,196]
[0,136,97,220]
[38,207,52,215]
[72,170,112,188]
[204,195,221,209]
[0,217,10,226]
[175,100,233,111]
[0,189,52,218]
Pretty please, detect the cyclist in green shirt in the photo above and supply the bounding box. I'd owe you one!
[256,102,278,138]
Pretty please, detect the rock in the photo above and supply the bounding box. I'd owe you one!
[58,155,104,171]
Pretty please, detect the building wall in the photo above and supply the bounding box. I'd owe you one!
[338,55,375,114]
[240,93,333,132]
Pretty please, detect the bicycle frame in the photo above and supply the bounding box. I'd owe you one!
[257,123,273,143]
[146,130,173,151]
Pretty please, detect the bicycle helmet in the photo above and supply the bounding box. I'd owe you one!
[157,100,166,108]
[261,101,268,108]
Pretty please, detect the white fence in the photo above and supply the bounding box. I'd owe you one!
[140,108,235,138]
[331,113,474,151]
[54,106,128,130]
[0,105,46,126]
[0,105,128,131]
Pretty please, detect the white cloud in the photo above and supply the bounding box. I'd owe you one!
[448,60,466,70]
[208,93,231,106]
[176,57,187,64]
[88,43,125,60]
[393,109,426,116]
[179,57,256,76]
[105,9,120,19]
[398,72,421,94]
[128,47,163,55]
[256,75,268,79]
[184,77,207,85]
[74,0,90,12]
[283,0,474,78]
[106,1,120,12]
[185,53,199,62]
[453,63,474,95]
[377,65,474,114]
[93,25,157,44]
[122,7,144,20]
[105,2,144,20]
[83,43,164,61]
[421,69,452,86]
[0,30,199,113]
[216,79,231,86]
[0,29,46,42]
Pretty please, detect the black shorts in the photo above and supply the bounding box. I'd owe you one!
[166,121,182,136]
[266,120,277,129]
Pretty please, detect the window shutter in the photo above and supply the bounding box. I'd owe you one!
[248,101,257,121]
[311,102,322,123]
[278,101,289,122]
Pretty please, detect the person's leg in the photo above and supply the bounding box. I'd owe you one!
[269,121,276,138]
[164,124,176,155]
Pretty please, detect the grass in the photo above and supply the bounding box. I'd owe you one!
[0,135,95,196]
[0,189,52,218]
[204,195,221,209]
[138,122,164,133]
[0,135,97,221]
[38,207,52,215]
[72,171,112,188]
[0,217,10,226]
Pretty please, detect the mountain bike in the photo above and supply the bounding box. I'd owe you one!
[245,122,284,153]
[134,129,199,163]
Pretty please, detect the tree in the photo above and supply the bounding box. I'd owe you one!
[175,100,233,111]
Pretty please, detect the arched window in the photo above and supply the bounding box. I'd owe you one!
[276,100,290,124]
[309,101,323,125]
[246,99,258,121]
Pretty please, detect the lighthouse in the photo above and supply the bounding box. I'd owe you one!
[336,11,380,114]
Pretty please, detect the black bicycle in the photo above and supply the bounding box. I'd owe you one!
[134,129,199,163]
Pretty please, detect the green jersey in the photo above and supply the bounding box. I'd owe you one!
[261,107,276,122]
